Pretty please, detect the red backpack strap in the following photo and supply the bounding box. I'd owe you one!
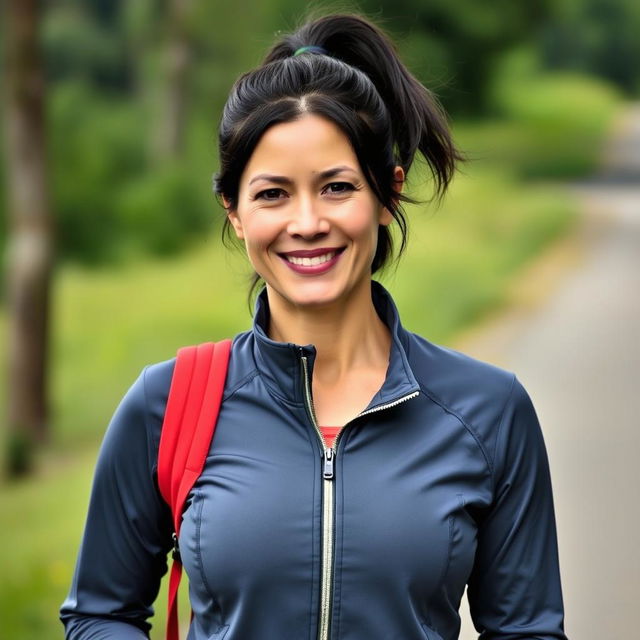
[157,339,232,640]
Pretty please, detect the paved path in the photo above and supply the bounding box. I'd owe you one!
[456,106,640,640]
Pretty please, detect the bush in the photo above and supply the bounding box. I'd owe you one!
[50,81,219,265]
[50,82,146,264]
[487,49,622,178]
[116,164,216,258]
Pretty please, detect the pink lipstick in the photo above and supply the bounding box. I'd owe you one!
[279,247,344,275]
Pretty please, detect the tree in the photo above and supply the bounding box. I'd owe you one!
[540,0,640,95]
[3,0,54,475]
[156,0,193,159]
[360,0,551,114]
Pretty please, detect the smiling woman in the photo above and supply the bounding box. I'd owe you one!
[226,115,397,320]
[61,13,569,640]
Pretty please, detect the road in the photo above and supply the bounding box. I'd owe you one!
[456,106,640,640]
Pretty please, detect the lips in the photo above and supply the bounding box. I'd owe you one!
[279,247,345,274]
[286,250,337,266]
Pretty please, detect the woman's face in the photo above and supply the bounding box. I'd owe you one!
[227,114,401,313]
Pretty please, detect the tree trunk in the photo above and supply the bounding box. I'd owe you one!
[3,0,53,475]
[155,0,192,159]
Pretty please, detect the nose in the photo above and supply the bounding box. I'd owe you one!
[286,196,330,239]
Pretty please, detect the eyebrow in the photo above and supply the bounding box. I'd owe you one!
[248,165,359,187]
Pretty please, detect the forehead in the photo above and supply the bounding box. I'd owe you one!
[242,114,360,181]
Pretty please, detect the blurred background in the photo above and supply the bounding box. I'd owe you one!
[1,0,638,638]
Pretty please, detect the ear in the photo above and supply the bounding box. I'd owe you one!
[223,197,245,240]
[379,166,405,226]
[227,211,244,240]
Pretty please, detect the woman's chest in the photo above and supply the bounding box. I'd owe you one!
[178,389,491,607]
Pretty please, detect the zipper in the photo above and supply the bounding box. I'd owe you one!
[301,354,333,640]
[301,352,418,640]
[357,390,420,418]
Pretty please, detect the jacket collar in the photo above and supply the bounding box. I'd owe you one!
[250,282,420,411]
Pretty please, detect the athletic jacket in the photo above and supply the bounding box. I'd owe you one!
[60,282,567,640]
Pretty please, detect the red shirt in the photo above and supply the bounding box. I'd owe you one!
[320,426,341,449]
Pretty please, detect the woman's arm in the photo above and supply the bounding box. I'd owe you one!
[467,377,568,639]
[60,367,174,639]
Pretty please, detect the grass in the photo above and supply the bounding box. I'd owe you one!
[391,168,575,341]
[50,235,250,452]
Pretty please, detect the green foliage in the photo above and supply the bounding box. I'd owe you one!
[453,50,622,180]
[492,49,621,128]
[49,81,216,264]
[498,74,619,178]
[116,163,215,258]
[541,0,640,95]
[370,0,551,112]
[389,167,575,341]
[0,451,95,638]
[0,152,6,290]
[50,82,146,263]
[43,0,131,91]
[4,430,35,478]
[49,241,248,449]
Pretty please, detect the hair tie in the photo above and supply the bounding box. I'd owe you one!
[293,45,328,57]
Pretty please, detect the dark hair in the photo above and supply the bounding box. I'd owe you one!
[214,13,460,284]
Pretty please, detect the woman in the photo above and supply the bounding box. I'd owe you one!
[61,14,568,640]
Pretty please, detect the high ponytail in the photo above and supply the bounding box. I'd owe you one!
[215,13,460,278]
[263,14,459,197]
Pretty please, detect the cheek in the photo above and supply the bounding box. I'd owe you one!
[238,216,282,266]
[340,203,384,244]
[242,221,272,251]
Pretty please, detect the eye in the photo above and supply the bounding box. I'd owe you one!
[323,182,356,195]
[254,188,287,201]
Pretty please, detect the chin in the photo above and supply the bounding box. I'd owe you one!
[269,283,349,310]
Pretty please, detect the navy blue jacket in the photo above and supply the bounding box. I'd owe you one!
[61,283,567,639]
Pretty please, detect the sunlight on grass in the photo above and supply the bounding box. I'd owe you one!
[51,233,251,449]
[0,450,94,637]
[385,167,575,342]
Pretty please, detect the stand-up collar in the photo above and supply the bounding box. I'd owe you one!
[251,282,420,410]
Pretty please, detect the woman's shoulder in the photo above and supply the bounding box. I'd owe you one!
[404,331,531,450]
[104,357,177,454]
[407,331,515,396]
[139,356,176,403]
[138,330,256,410]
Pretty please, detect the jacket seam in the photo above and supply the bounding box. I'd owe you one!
[194,489,217,603]
[193,489,227,633]
[141,366,169,513]
[222,369,260,401]
[224,368,305,411]
[391,332,417,396]
[140,366,154,471]
[427,492,465,621]
[417,382,493,476]
[490,373,518,495]
[333,446,346,639]
[260,371,307,407]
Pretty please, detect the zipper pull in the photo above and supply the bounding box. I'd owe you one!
[323,448,335,480]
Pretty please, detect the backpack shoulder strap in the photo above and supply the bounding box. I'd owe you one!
[157,339,232,640]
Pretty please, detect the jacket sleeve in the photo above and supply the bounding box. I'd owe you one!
[60,367,174,639]
[466,376,568,639]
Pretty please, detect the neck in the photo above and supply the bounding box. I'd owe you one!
[266,282,391,379]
